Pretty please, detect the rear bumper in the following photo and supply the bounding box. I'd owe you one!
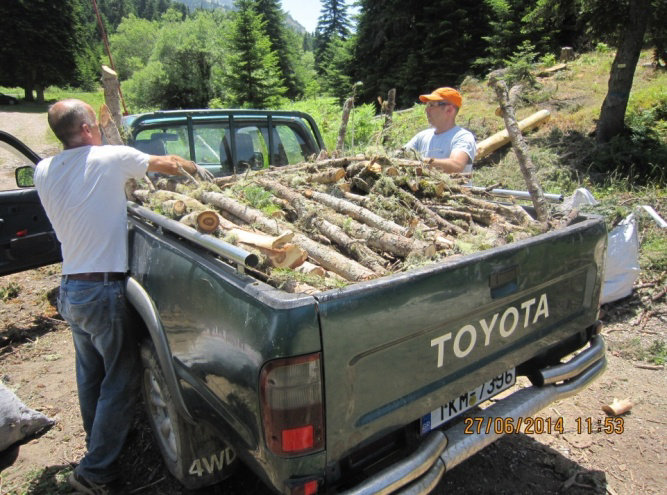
[339,336,606,495]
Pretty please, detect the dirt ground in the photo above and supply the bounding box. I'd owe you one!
[1,110,665,494]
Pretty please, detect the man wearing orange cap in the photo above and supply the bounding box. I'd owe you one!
[405,87,476,174]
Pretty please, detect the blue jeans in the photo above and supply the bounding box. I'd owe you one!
[58,277,139,483]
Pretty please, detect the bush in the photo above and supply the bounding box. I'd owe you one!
[582,102,667,186]
[502,41,539,87]
[282,97,382,152]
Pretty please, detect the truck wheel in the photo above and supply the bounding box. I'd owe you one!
[140,340,238,489]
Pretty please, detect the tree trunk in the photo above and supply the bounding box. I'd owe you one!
[101,65,123,131]
[23,86,34,102]
[303,189,410,237]
[99,104,123,145]
[308,217,388,275]
[336,96,354,152]
[596,0,650,143]
[35,86,45,104]
[488,76,550,223]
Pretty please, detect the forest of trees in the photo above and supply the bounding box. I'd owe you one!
[0,0,664,143]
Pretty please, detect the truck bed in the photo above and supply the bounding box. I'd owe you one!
[126,204,606,493]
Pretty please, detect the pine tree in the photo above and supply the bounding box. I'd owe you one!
[351,0,489,107]
[223,0,286,108]
[319,35,353,101]
[314,0,351,73]
[0,0,99,101]
[253,0,300,99]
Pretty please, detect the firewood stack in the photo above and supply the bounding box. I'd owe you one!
[130,154,549,293]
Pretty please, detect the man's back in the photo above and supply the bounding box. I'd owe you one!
[35,145,148,274]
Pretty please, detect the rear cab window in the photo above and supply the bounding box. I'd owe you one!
[125,111,323,178]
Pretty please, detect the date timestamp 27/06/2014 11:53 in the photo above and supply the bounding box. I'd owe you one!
[463,416,625,435]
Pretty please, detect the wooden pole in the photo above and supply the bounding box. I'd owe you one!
[487,75,550,223]
[476,110,551,160]
[336,97,354,152]
[381,88,396,145]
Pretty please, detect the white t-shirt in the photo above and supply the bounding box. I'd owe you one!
[405,126,477,173]
[34,145,149,275]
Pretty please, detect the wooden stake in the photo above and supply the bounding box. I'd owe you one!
[380,88,396,145]
[487,74,550,223]
[336,96,354,152]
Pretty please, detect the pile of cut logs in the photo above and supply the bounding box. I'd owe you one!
[128,155,550,294]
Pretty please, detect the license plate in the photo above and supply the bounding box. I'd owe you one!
[420,369,516,434]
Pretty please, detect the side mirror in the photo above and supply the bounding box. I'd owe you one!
[15,166,35,188]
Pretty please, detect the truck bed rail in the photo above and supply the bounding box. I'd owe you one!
[127,201,258,271]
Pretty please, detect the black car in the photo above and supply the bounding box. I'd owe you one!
[0,93,19,105]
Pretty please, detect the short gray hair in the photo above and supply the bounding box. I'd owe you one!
[47,99,95,147]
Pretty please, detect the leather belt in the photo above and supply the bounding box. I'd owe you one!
[63,272,127,282]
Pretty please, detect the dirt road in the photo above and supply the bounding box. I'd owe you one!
[1,109,665,494]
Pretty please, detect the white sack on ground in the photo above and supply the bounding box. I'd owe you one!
[601,213,640,304]
[0,382,54,452]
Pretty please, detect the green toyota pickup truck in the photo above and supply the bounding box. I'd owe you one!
[1,110,607,495]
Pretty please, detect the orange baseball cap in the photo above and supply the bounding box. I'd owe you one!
[419,87,462,108]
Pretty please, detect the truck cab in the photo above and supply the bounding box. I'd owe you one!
[123,109,325,177]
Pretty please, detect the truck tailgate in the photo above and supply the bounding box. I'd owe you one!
[315,217,606,461]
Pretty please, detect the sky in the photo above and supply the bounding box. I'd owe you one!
[280,0,358,33]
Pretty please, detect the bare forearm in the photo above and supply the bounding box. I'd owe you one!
[426,157,466,174]
[147,155,197,176]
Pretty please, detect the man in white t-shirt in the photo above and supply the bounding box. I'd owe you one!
[34,99,204,494]
[405,87,476,174]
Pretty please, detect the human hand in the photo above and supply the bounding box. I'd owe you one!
[193,163,215,182]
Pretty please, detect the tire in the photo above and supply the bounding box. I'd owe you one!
[140,340,238,490]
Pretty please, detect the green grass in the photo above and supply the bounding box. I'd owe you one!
[616,338,667,365]
[1,282,21,301]
[3,465,73,495]
[0,85,105,111]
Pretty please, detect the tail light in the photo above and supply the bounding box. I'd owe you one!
[260,353,325,456]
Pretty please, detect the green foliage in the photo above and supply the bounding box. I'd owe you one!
[595,42,611,53]
[314,0,352,73]
[16,166,35,187]
[318,35,354,102]
[618,338,667,365]
[1,282,21,302]
[539,53,558,67]
[254,0,301,99]
[124,10,220,110]
[640,225,667,272]
[648,340,666,365]
[502,41,539,87]
[475,0,534,70]
[237,184,281,216]
[281,97,381,152]
[109,15,160,80]
[270,268,348,291]
[222,0,287,108]
[0,0,100,99]
[581,101,667,186]
[352,0,489,107]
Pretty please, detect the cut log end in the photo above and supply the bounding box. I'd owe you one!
[197,210,220,233]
